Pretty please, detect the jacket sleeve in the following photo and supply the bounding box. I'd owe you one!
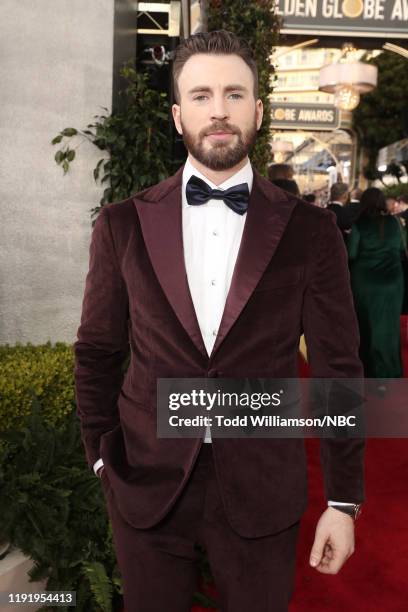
[74,206,130,469]
[302,213,365,503]
[334,202,362,231]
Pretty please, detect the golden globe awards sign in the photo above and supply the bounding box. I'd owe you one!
[271,103,340,130]
[276,0,408,38]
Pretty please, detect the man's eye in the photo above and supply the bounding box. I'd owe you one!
[229,93,243,100]
[194,95,208,101]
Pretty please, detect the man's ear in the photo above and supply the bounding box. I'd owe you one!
[256,99,264,131]
[172,104,183,135]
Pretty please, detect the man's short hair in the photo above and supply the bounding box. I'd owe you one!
[351,188,363,201]
[268,164,294,181]
[303,193,316,203]
[330,182,349,202]
[271,179,300,196]
[172,30,258,103]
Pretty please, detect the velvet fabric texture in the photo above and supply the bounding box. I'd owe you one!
[102,443,300,612]
[74,165,365,538]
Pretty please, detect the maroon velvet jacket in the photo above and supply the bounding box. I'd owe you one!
[74,165,365,537]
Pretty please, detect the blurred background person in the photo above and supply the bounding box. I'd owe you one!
[394,194,408,221]
[347,187,405,379]
[350,188,363,204]
[327,182,361,240]
[267,163,294,181]
[314,188,328,208]
[268,163,300,196]
[385,195,398,215]
[270,178,300,196]
[397,193,408,208]
[392,194,408,315]
[302,193,316,204]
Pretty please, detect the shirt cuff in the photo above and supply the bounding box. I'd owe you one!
[328,501,355,506]
[93,458,104,476]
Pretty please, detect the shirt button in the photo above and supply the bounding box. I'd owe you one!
[212,329,217,336]
[212,229,218,236]
[211,279,216,286]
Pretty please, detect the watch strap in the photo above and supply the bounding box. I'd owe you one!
[330,503,362,520]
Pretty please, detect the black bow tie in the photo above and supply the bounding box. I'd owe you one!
[186,175,249,215]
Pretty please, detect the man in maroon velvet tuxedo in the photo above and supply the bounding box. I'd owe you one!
[74,31,365,612]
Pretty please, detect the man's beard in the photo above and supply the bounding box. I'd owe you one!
[180,118,258,171]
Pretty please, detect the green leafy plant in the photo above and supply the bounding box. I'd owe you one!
[208,0,279,175]
[382,182,408,200]
[52,63,172,219]
[82,561,114,612]
[0,401,122,612]
[353,51,408,181]
[0,342,74,432]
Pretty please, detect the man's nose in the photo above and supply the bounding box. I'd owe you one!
[210,96,229,121]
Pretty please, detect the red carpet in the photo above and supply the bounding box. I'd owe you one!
[192,316,408,612]
[290,437,408,612]
[291,315,408,612]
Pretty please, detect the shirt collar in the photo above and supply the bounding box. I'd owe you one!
[182,156,253,209]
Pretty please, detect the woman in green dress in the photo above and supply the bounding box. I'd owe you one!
[347,188,405,378]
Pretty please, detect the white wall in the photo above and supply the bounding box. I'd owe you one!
[0,0,115,345]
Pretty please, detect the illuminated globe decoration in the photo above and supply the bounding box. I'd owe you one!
[319,57,377,111]
[333,85,360,111]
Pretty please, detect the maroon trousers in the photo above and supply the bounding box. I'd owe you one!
[101,444,300,612]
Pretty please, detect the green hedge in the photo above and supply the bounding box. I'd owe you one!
[0,343,216,611]
[0,342,74,431]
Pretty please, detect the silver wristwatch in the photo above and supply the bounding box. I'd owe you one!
[330,503,362,520]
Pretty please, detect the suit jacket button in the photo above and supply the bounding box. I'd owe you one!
[207,369,218,377]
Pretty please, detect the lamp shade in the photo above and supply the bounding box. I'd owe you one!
[319,62,378,94]
[271,141,293,153]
